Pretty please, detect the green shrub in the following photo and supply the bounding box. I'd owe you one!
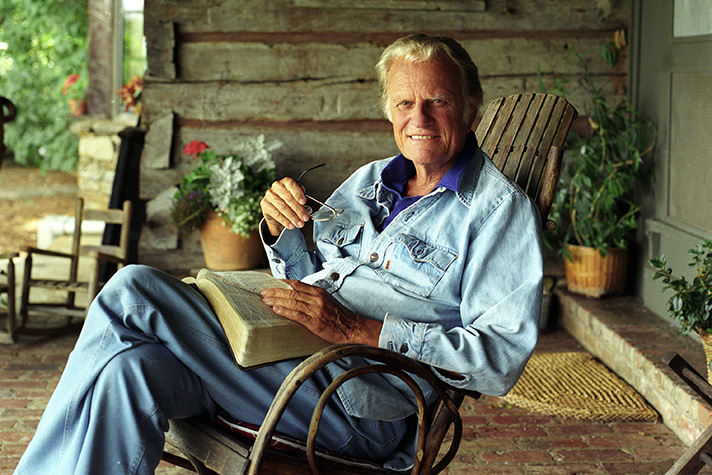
[0,0,88,171]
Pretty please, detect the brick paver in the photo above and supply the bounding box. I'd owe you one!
[0,324,695,474]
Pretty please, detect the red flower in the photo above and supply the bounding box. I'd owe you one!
[183,140,209,159]
[62,74,80,95]
[117,75,143,112]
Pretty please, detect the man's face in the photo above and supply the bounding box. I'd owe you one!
[386,57,476,171]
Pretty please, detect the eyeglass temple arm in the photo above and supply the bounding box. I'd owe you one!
[296,163,326,183]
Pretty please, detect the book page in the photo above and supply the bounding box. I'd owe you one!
[198,269,291,294]
[200,275,289,327]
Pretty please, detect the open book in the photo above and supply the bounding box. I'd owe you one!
[184,269,329,368]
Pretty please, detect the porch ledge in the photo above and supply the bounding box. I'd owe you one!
[555,287,712,446]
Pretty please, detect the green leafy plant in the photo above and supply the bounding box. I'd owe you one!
[543,44,657,259]
[650,240,712,335]
[0,0,88,170]
[170,136,280,238]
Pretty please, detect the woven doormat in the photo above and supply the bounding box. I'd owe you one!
[503,352,659,422]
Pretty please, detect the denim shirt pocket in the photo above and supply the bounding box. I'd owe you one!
[316,220,365,261]
[377,234,458,298]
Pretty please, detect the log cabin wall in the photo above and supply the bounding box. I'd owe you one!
[139,0,629,273]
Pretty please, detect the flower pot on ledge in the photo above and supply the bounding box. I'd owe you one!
[199,210,265,271]
[68,98,87,117]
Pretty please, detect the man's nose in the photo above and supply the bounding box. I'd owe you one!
[411,102,433,127]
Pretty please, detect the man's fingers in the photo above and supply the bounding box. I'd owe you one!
[262,281,326,318]
[260,179,311,231]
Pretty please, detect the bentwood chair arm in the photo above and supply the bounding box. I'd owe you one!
[247,343,464,475]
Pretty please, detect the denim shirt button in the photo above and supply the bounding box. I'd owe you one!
[369,253,379,262]
[272,258,282,264]
[330,272,340,281]
[337,237,345,245]
[399,343,409,354]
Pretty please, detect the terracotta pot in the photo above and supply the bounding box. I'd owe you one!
[699,331,712,382]
[198,210,265,271]
[68,98,87,117]
[563,244,627,298]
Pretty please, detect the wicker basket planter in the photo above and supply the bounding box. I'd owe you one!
[699,332,712,382]
[563,244,627,298]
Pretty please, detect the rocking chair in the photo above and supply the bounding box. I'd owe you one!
[19,198,133,328]
[163,93,578,474]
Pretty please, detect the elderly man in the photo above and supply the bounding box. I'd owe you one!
[15,34,541,474]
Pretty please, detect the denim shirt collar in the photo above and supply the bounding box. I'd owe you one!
[357,131,484,209]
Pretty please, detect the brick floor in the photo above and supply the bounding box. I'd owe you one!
[0,323,693,474]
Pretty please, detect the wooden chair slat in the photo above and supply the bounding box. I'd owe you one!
[497,94,536,182]
[478,95,519,166]
[515,94,553,193]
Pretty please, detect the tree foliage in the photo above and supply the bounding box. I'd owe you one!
[0,0,88,170]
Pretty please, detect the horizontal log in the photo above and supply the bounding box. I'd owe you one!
[142,80,381,123]
[293,0,485,11]
[149,0,629,35]
[174,37,626,83]
[141,72,623,124]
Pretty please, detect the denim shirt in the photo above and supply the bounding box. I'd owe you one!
[260,141,542,425]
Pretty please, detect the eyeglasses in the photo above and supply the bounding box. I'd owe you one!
[295,163,344,221]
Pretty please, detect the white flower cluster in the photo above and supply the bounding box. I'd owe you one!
[207,155,245,211]
[233,134,280,174]
[207,134,281,236]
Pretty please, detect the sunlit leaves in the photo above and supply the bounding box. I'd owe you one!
[0,0,88,170]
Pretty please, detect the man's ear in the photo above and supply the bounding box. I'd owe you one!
[465,101,478,130]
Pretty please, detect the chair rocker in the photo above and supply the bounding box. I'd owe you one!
[18,197,132,329]
[163,93,578,475]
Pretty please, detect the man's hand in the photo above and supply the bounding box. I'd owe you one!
[260,177,312,236]
[261,280,382,346]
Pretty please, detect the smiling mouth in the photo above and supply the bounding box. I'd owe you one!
[410,135,438,140]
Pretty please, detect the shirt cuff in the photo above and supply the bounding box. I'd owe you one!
[378,313,424,359]
[259,218,308,277]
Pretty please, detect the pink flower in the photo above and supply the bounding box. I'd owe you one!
[183,140,209,159]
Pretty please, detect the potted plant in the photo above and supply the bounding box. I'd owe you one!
[545,42,657,297]
[650,240,712,379]
[61,73,88,117]
[117,75,143,115]
[169,135,281,270]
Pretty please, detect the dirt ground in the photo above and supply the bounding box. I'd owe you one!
[0,162,78,254]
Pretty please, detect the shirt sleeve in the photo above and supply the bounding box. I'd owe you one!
[378,191,543,396]
[258,219,317,280]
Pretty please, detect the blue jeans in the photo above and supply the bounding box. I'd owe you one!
[15,265,409,475]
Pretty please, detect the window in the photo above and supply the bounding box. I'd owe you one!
[117,0,145,114]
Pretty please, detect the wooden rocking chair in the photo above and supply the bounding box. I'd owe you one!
[18,198,133,328]
[163,93,578,475]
